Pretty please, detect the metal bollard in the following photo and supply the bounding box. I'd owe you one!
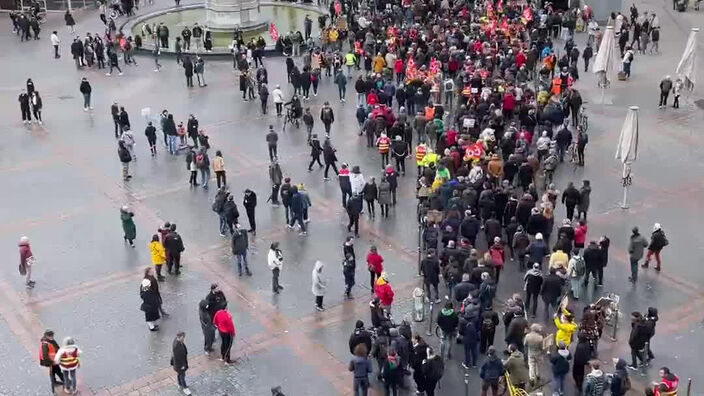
[417,224,422,276]
[426,301,434,336]
[413,287,425,322]
[464,369,470,396]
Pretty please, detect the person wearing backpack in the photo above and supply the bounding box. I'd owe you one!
[117,139,132,181]
[479,306,500,354]
[212,187,229,236]
[643,223,668,272]
[195,148,210,188]
[567,248,586,299]
[609,358,631,396]
[479,346,504,396]
[421,347,444,396]
[550,341,571,396]
[381,349,402,396]
[40,330,64,389]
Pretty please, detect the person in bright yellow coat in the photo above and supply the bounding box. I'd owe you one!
[149,234,167,280]
[554,312,577,347]
[549,249,569,270]
[421,150,438,168]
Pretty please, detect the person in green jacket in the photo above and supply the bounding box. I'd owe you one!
[121,205,136,247]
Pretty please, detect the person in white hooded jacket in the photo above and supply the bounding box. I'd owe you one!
[312,260,326,311]
[268,242,283,294]
[349,165,366,196]
[54,337,82,394]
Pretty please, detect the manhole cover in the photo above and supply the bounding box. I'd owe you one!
[694,99,704,110]
[57,95,74,100]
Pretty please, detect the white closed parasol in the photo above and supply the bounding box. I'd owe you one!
[593,26,616,103]
[675,27,699,92]
[615,106,639,209]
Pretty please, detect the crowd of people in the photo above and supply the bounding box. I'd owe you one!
[10,0,688,393]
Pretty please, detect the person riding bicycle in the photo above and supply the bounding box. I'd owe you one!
[284,94,302,120]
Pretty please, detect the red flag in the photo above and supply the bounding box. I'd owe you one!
[269,23,279,42]
[499,17,508,31]
[463,142,484,162]
[521,7,532,23]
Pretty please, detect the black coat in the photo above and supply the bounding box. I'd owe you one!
[171,339,188,371]
[583,244,603,269]
[164,231,185,255]
[540,274,563,301]
[421,257,440,284]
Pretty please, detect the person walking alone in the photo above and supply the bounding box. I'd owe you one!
[658,76,672,109]
[266,125,278,161]
[120,205,136,247]
[642,223,668,271]
[243,189,257,234]
[171,332,191,395]
[268,242,284,293]
[79,77,92,111]
[18,236,36,288]
[51,31,60,58]
[320,102,335,136]
[140,272,161,331]
[232,223,252,276]
[312,260,327,311]
[628,226,649,281]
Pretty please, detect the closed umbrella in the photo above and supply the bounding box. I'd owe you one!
[675,27,699,92]
[615,106,639,209]
[593,26,616,103]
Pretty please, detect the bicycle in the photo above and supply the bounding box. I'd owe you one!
[497,372,529,396]
[282,106,300,131]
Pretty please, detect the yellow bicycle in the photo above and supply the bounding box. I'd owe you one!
[497,372,529,396]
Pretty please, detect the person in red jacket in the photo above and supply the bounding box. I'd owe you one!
[366,246,384,291]
[648,367,678,396]
[374,272,394,309]
[394,58,404,84]
[212,307,236,364]
[488,237,505,283]
[502,90,516,120]
[574,220,587,249]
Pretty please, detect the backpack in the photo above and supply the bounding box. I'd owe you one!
[212,196,225,213]
[579,131,589,144]
[196,153,205,168]
[572,256,586,277]
[481,316,495,332]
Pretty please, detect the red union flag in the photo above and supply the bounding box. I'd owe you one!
[269,23,279,42]
[463,142,484,162]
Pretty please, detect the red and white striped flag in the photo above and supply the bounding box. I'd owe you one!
[269,23,279,41]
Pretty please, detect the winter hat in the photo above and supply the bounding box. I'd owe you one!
[533,263,540,269]
[536,233,543,240]
[385,165,394,174]
[653,223,661,231]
